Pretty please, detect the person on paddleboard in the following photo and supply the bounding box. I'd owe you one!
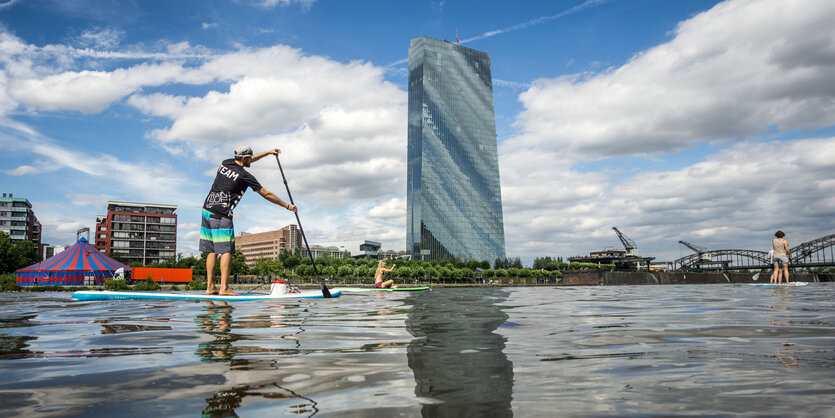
[771,230,792,285]
[200,146,297,295]
[374,260,397,288]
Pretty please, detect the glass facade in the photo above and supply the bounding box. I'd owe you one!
[407,37,506,262]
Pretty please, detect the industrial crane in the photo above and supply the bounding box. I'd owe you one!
[678,240,712,262]
[612,227,638,256]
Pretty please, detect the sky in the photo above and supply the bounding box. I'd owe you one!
[1,0,834,266]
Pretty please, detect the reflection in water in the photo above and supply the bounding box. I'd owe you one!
[196,301,237,362]
[202,382,319,418]
[767,288,802,368]
[405,288,514,417]
[194,301,319,417]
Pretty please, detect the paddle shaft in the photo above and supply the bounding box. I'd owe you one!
[275,155,331,298]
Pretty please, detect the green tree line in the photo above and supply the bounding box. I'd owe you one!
[136,248,614,283]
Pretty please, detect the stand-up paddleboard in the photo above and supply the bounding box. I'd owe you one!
[72,289,340,301]
[333,286,430,293]
[747,282,809,287]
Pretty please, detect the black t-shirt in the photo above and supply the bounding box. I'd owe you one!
[203,159,263,217]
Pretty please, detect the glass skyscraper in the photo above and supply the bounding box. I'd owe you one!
[407,37,506,262]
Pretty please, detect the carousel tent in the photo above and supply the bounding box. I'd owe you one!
[15,237,131,286]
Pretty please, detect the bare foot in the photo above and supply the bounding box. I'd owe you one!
[206,287,218,295]
[218,289,238,296]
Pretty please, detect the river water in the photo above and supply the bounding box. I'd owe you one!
[1,284,833,417]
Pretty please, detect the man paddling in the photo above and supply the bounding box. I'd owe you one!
[200,146,297,295]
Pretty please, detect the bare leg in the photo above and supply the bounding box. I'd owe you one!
[218,253,237,295]
[382,279,394,288]
[206,253,218,294]
[783,264,790,285]
[771,264,778,284]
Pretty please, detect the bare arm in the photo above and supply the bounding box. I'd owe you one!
[251,148,280,163]
[258,187,297,212]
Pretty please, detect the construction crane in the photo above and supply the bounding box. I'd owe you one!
[679,240,712,262]
[612,227,638,256]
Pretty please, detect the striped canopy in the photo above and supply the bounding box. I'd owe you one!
[15,237,131,286]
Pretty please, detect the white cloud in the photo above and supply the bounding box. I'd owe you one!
[8,165,39,175]
[77,28,124,49]
[506,0,835,158]
[500,137,835,262]
[258,0,316,9]
[0,0,19,10]
[66,194,116,208]
[56,221,86,233]
[202,22,218,30]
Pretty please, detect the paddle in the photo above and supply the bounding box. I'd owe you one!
[275,155,332,298]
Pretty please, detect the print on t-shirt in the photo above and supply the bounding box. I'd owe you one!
[203,158,263,217]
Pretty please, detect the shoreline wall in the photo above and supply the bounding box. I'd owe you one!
[562,271,834,286]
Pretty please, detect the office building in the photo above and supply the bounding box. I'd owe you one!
[95,201,177,265]
[0,193,41,247]
[302,245,346,260]
[406,36,506,262]
[237,225,302,267]
[328,240,381,259]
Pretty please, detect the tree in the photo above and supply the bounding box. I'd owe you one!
[253,258,283,277]
[533,256,555,270]
[337,265,354,277]
[0,234,40,274]
[230,250,250,275]
[510,257,523,269]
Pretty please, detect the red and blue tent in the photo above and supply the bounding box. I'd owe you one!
[15,237,131,286]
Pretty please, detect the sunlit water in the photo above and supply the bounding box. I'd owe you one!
[1,284,833,417]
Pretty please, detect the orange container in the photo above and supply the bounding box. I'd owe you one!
[132,267,193,283]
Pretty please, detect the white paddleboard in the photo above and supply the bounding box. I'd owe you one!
[747,282,809,287]
[72,289,340,301]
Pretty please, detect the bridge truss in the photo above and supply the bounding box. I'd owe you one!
[674,234,835,271]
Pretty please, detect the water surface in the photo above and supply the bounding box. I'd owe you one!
[1,284,833,416]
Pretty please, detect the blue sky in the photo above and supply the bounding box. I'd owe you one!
[1,0,834,265]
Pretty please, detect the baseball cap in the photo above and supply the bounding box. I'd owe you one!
[234,145,254,158]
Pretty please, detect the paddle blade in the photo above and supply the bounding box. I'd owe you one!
[752,272,760,281]
[320,280,332,298]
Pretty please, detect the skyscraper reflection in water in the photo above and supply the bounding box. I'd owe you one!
[405,288,514,417]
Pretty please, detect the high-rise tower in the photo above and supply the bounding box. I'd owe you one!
[407,37,506,262]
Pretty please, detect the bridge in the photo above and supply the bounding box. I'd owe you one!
[673,233,835,271]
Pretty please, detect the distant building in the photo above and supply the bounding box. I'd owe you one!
[95,201,177,265]
[298,240,387,260]
[379,249,411,260]
[328,240,382,259]
[302,245,347,260]
[41,244,66,260]
[0,193,41,248]
[406,36,506,262]
[237,225,302,267]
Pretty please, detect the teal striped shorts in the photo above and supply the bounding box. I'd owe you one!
[199,209,235,254]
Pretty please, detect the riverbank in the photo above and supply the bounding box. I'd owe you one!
[8,271,832,292]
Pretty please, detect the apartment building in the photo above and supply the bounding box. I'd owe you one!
[237,224,302,267]
[95,201,177,265]
[0,193,41,247]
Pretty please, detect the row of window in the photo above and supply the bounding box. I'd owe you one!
[111,206,175,215]
[111,214,176,224]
